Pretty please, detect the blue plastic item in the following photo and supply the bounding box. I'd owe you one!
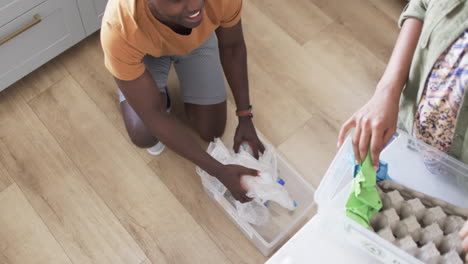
[262,179,298,208]
[353,160,393,182]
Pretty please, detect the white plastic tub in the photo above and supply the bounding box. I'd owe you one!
[267,130,468,264]
[198,143,316,256]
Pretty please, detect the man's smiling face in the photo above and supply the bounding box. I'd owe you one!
[149,0,205,29]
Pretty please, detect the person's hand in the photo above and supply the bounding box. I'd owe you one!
[234,117,265,159]
[337,92,399,170]
[460,220,468,262]
[215,164,259,203]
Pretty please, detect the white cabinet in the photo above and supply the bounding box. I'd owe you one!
[0,0,86,91]
[0,0,108,92]
[77,0,108,36]
[0,0,46,27]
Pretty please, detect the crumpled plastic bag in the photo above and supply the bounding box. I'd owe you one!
[241,171,296,210]
[234,199,270,226]
[196,139,296,225]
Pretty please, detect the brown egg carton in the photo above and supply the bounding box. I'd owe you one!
[371,180,468,264]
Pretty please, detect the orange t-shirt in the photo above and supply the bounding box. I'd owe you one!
[101,0,242,81]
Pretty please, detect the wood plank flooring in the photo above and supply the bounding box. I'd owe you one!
[0,0,406,263]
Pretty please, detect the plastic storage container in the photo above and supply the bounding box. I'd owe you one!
[198,143,316,256]
[267,130,468,264]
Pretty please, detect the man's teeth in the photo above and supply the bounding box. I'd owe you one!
[189,11,200,18]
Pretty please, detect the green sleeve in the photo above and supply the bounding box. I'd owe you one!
[398,0,428,28]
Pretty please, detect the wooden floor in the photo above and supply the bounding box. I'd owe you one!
[0,0,407,263]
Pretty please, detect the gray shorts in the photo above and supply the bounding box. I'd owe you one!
[118,33,227,105]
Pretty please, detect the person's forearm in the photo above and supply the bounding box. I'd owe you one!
[219,42,250,111]
[145,112,224,175]
[376,18,423,101]
[116,72,224,177]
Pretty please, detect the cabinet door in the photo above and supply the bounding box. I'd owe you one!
[0,0,86,92]
[77,0,108,36]
[0,0,46,27]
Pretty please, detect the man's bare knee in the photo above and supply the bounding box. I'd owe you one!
[121,100,158,148]
[128,131,158,148]
[198,126,225,142]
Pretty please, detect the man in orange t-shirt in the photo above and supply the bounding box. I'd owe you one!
[101,0,263,202]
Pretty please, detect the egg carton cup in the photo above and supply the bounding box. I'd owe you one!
[370,180,468,263]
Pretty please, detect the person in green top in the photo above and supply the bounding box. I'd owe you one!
[337,0,468,260]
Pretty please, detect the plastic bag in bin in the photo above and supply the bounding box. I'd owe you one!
[241,171,297,210]
[235,200,270,226]
[196,139,297,225]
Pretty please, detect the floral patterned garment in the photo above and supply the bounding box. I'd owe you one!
[414,30,468,153]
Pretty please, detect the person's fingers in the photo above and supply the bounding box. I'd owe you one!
[252,169,260,176]
[258,140,266,154]
[358,120,372,164]
[352,122,362,164]
[249,141,260,159]
[370,142,382,171]
[237,192,251,203]
[243,168,259,177]
[370,125,385,170]
[233,192,243,202]
[233,138,241,153]
[382,127,397,147]
[338,118,356,147]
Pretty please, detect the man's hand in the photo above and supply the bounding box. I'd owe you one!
[234,117,265,159]
[337,91,399,170]
[216,164,259,203]
[216,21,265,158]
[461,220,468,262]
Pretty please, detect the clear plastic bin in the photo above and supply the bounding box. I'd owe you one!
[199,146,316,256]
[313,130,468,264]
[267,130,468,264]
